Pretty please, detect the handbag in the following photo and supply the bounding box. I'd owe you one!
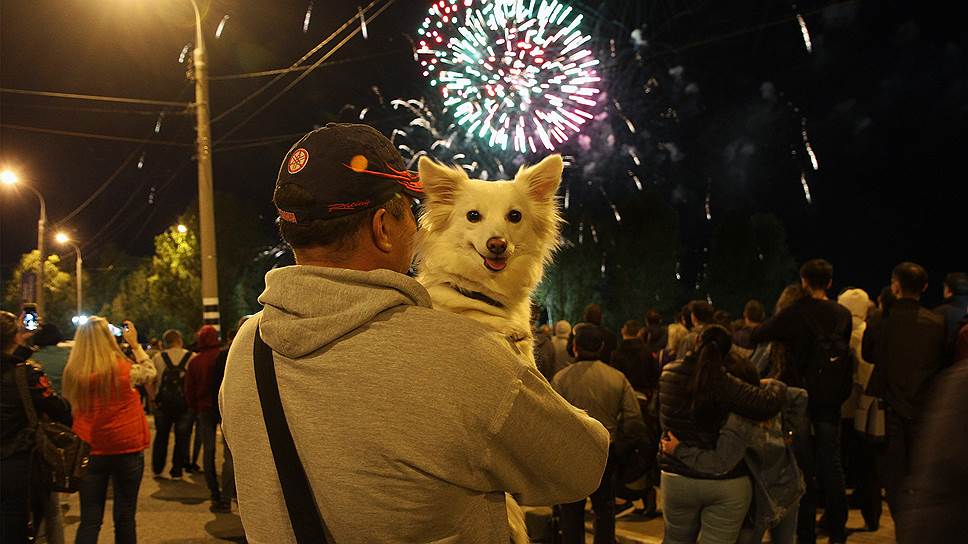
[253,322,330,543]
[854,394,886,443]
[13,364,90,493]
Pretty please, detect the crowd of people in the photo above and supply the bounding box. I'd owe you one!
[1,313,245,543]
[2,123,966,544]
[530,261,967,544]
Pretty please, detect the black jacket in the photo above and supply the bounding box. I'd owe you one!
[610,338,659,394]
[658,355,784,479]
[749,297,852,402]
[934,295,968,363]
[863,299,946,420]
[643,324,668,353]
[1,351,73,458]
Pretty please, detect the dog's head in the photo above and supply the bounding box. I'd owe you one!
[416,154,563,297]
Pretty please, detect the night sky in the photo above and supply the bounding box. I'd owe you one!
[2,0,966,308]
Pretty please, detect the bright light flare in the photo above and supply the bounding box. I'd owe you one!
[0,170,18,185]
[417,0,602,153]
[55,232,70,244]
[177,224,188,234]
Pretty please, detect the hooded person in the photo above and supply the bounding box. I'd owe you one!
[183,324,223,509]
[219,123,609,543]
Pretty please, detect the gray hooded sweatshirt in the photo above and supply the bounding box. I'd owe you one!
[220,266,609,543]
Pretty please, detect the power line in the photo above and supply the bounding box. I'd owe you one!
[1,124,193,146]
[215,0,397,143]
[209,0,384,124]
[208,48,408,80]
[0,102,193,116]
[0,88,191,108]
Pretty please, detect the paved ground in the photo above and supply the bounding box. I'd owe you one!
[59,416,897,543]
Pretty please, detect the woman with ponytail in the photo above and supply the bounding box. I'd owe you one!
[658,325,786,543]
[62,318,156,544]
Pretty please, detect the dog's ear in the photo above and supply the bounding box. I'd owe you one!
[418,156,465,205]
[516,154,563,201]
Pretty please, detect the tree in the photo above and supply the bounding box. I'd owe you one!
[703,212,797,316]
[2,250,74,332]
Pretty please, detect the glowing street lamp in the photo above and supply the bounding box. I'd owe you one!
[1,168,47,316]
[177,224,188,234]
[55,232,83,320]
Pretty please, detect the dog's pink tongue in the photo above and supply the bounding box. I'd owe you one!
[484,257,507,271]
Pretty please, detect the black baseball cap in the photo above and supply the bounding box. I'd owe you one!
[273,123,423,224]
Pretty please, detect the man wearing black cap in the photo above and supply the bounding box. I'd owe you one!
[220,124,609,543]
[553,323,647,544]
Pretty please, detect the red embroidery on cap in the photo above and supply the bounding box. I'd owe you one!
[328,200,371,212]
[277,208,298,223]
[288,148,309,174]
[340,162,423,193]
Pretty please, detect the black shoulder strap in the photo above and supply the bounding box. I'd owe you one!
[177,351,192,367]
[161,352,174,369]
[253,322,329,543]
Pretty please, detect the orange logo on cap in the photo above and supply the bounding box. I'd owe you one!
[288,148,309,174]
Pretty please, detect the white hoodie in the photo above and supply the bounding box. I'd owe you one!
[220,265,608,543]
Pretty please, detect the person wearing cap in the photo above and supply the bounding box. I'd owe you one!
[552,323,647,544]
[219,124,609,543]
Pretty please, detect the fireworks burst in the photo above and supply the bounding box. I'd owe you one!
[415,0,603,153]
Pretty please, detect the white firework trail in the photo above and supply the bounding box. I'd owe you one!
[215,15,229,39]
[303,2,314,33]
[800,171,813,204]
[797,14,812,53]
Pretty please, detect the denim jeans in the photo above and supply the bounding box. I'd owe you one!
[796,407,848,543]
[737,500,798,544]
[661,471,753,544]
[196,411,219,500]
[0,452,48,543]
[152,409,193,477]
[559,455,616,544]
[76,452,144,544]
[877,408,914,521]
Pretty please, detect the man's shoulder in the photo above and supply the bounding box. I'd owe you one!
[917,306,946,327]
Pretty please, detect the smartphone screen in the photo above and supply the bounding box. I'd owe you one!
[23,311,39,331]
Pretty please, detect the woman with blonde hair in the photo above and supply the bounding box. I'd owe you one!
[62,318,155,544]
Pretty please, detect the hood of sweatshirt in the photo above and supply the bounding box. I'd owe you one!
[195,325,221,350]
[257,265,432,359]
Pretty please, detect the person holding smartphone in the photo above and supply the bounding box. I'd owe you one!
[1,311,73,543]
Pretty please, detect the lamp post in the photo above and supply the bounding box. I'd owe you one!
[187,0,220,331]
[2,170,47,317]
[55,233,83,319]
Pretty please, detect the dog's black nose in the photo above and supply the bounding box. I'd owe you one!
[487,237,507,255]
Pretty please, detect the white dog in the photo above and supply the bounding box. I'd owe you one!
[415,154,564,543]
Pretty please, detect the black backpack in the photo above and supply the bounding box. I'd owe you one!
[802,314,854,406]
[156,352,191,414]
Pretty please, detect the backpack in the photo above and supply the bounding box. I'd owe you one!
[156,351,191,415]
[13,364,90,493]
[802,313,854,406]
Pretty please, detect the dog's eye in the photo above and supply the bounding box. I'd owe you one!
[466,210,482,223]
[507,210,522,223]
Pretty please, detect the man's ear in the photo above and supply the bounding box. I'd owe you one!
[418,156,466,206]
[370,208,393,253]
[516,154,563,201]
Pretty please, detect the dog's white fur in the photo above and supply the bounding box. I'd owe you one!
[415,154,564,543]
[416,154,563,365]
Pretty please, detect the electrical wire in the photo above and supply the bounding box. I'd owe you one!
[1,124,193,147]
[215,0,397,143]
[209,0,383,124]
[208,48,408,80]
[0,102,193,116]
[0,88,191,108]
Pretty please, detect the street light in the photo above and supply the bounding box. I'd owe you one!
[177,224,188,234]
[1,168,47,317]
[55,232,83,320]
[186,0,221,332]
